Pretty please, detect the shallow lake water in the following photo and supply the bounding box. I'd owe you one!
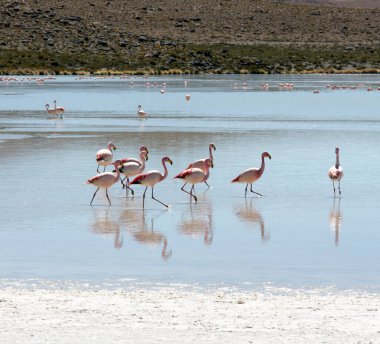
[0,74,379,289]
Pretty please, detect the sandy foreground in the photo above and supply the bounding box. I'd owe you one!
[0,284,379,344]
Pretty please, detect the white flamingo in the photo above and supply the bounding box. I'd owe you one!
[328,147,344,196]
[96,142,116,173]
[187,143,216,187]
[120,146,149,166]
[86,160,122,205]
[119,151,148,195]
[137,105,147,117]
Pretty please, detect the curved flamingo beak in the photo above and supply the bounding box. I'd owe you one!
[211,161,214,168]
[168,159,173,165]
[268,154,272,159]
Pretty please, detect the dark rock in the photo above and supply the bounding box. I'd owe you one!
[138,35,148,42]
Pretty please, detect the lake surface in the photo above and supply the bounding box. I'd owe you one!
[0,74,379,289]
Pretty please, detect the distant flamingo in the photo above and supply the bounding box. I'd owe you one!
[120,146,149,165]
[175,159,213,202]
[137,105,147,117]
[119,151,148,195]
[86,160,122,205]
[328,147,344,196]
[45,100,64,118]
[187,143,216,187]
[232,152,271,197]
[130,156,173,208]
[96,142,116,173]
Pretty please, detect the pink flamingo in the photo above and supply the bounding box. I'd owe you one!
[232,152,271,197]
[137,105,147,117]
[119,150,148,195]
[174,159,213,202]
[187,143,216,187]
[120,146,149,165]
[130,156,173,208]
[86,160,122,205]
[96,142,116,173]
[45,100,64,118]
[328,147,344,196]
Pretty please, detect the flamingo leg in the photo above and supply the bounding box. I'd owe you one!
[204,181,210,188]
[245,184,248,197]
[332,181,336,196]
[103,166,106,172]
[90,188,100,205]
[125,178,135,196]
[338,181,341,195]
[250,184,263,197]
[105,188,111,205]
[180,183,191,195]
[151,187,168,208]
[121,176,127,187]
[142,186,148,208]
[97,165,100,173]
[190,185,198,203]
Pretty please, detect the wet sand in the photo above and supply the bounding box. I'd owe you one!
[0,284,379,344]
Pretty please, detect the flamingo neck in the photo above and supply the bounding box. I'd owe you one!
[258,154,266,175]
[161,159,169,181]
[114,164,120,182]
[335,151,340,169]
[203,167,210,182]
[209,145,214,161]
[107,143,113,151]
[53,101,57,110]
[139,153,146,172]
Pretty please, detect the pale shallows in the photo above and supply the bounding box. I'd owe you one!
[0,75,380,288]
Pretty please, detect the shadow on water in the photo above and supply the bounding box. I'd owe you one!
[178,199,214,246]
[234,198,270,241]
[120,208,172,260]
[329,197,342,246]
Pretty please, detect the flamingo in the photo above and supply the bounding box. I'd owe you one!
[187,143,216,187]
[232,152,271,197]
[86,160,122,205]
[137,105,147,117]
[174,159,213,203]
[45,100,64,118]
[119,150,148,195]
[130,156,173,208]
[120,146,149,165]
[328,147,344,196]
[96,142,116,173]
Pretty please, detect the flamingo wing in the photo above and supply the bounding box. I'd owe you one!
[174,169,193,179]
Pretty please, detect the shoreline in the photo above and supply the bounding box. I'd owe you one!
[1,282,379,343]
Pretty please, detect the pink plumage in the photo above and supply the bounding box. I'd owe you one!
[328,147,344,196]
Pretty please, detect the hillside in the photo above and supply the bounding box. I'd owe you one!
[0,0,379,74]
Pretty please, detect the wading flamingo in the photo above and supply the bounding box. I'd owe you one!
[130,156,173,208]
[45,100,64,118]
[119,151,148,195]
[120,146,149,165]
[96,142,116,173]
[328,147,344,196]
[86,160,122,205]
[137,105,147,117]
[232,152,271,197]
[187,143,216,187]
[175,159,213,203]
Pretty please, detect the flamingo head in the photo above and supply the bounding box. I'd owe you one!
[108,142,116,151]
[205,158,213,169]
[163,156,173,165]
[262,152,272,160]
[137,105,142,110]
[210,143,216,151]
[335,147,340,154]
[140,145,149,154]
[140,150,148,161]
[45,104,49,109]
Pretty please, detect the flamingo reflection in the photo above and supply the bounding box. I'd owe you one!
[120,208,172,259]
[178,202,214,245]
[234,199,269,241]
[90,209,123,248]
[329,198,342,246]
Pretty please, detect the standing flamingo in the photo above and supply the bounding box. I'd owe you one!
[120,146,149,165]
[96,142,116,173]
[119,151,148,195]
[137,105,147,117]
[328,147,344,196]
[130,156,173,208]
[86,160,122,205]
[232,152,271,197]
[187,143,216,188]
[45,100,64,118]
[174,159,213,202]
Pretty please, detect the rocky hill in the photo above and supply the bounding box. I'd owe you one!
[0,0,379,74]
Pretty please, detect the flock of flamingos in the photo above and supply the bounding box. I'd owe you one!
[85,142,344,208]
